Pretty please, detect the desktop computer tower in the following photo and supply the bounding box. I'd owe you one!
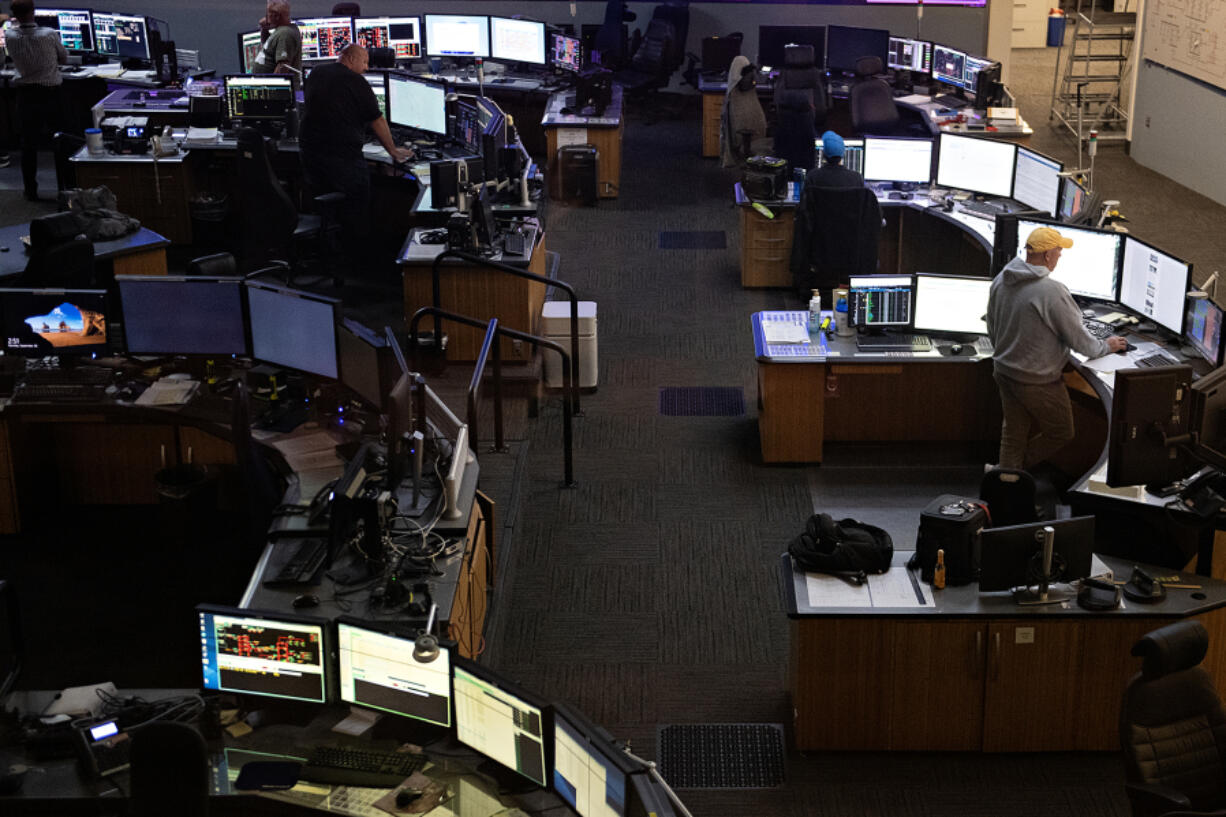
[431,160,461,210]
[557,145,598,206]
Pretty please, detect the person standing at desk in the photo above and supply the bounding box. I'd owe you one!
[299,44,412,261]
[5,0,67,202]
[253,0,302,86]
[986,226,1127,470]
[805,131,863,189]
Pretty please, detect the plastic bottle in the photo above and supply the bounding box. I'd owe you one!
[808,289,822,333]
[934,548,947,590]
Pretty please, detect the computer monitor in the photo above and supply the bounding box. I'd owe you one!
[1185,298,1225,368]
[453,660,548,787]
[454,99,482,154]
[336,618,452,727]
[1119,235,1192,336]
[1059,176,1090,222]
[238,30,264,73]
[295,17,354,62]
[246,282,340,379]
[1012,146,1064,217]
[912,273,992,336]
[197,604,329,704]
[552,32,583,73]
[224,75,294,122]
[338,318,392,409]
[93,11,149,60]
[34,8,93,52]
[848,275,914,327]
[931,43,969,89]
[887,37,932,74]
[1013,217,1123,303]
[366,72,388,119]
[826,25,889,75]
[425,14,491,59]
[388,74,447,135]
[815,137,864,176]
[490,17,547,65]
[757,25,826,71]
[936,132,1016,199]
[1107,365,1196,487]
[553,702,636,817]
[966,56,1000,106]
[117,276,246,357]
[1192,365,1226,472]
[978,517,1097,592]
[700,35,740,75]
[354,16,423,60]
[862,136,933,186]
[0,288,109,358]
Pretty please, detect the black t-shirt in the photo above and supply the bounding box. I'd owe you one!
[299,62,382,158]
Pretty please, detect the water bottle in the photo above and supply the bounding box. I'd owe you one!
[808,289,821,333]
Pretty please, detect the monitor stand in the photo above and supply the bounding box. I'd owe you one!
[1014,526,1071,606]
[332,706,381,736]
[474,759,541,795]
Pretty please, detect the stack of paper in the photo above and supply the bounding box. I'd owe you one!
[135,377,199,406]
[184,127,219,146]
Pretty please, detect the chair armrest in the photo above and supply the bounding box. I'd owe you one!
[1125,781,1192,817]
[313,192,345,207]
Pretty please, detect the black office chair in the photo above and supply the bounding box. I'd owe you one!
[185,252,238,278]
[979,467,1040,527]
[230,381,287,554]
[612,18,676,121]
[773,89,816,176]
[774,45,827,130]
[850,56,901,136]
[52,131,86,193]
[1120,620,1226,817]
[369,47,395,68]
[593,0,636,69]
[18,212,95,288]
[128,722,209,817]
[790,185,881,293]
[331,2,361,15]
[650,2,689,77]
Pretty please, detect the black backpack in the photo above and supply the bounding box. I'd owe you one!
[788,513,894,575]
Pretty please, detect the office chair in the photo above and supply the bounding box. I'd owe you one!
[52,131,86,193]
[849,56,902,136]
[129,722,209,817]
[185,252,238,277]
[721,57,769,168]
[790,185,881,293]
[331,2,361,14]
[774,45,828,130]
[230,381,288,554]
[594,0,636,69]
[19,212,95,288]
[979,467,1039,527]
[650,3,689,76]
[773,89,816,175]
[612,18,676,121]
[1120,620,1226,817]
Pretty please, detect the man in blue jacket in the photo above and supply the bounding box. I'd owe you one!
[987,226,1127,470]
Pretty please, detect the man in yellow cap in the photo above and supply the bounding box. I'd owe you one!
[986,226,1127,470]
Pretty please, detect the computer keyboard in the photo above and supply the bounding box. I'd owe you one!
[24,366,114,386]
[264,537,329,586]
[857,334,933,352]
[299,747,427,788]
[974,336,994,356]
[934,94,970,109]
[1135,353,1180,368]
[1082,317,1115,339]
[11,383,108,403]
[958,199,1008,219]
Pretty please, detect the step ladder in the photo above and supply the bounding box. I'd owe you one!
[1049,0,1136,145]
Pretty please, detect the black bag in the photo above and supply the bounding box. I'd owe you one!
[908,495,989,585]
[788,513,893,575]
[743,155,788,201]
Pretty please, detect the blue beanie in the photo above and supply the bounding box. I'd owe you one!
[821,131,845,159]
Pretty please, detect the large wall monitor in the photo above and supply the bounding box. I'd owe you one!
[454,661,548,787]
[246,282,340,379]
[490,17,547,65]
[1186,298,1225,367]
[826,24,889,74]
[93,11,149,60]
[197,605,329,704]
[862,136,933,186]
[0,288,109,358]
[35,8,93,52]
[887,36,931,73]
[1119,235,1192,336]
[295,17,354,62]
[336,618,452,727]
[1012,146,1064,217]
[936,132,1016,199]
[1013,218,1123,303]
[117,276,247,357]
[424,14,491,59]
[912,273,992,336]
[354,16,423,60]
[388,74,447,134]
[848,275,913,327]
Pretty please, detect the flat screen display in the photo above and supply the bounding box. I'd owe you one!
[1059,176,1089,222]
[848,274,913,327]
[354,16,422,60]
[936,132,1016,198]
[826,24,889,74]
[93,12,149,60]
[388,74,447,134]
[198,605,328,704]
[912,273,992,335]
[0,288,109,358]
[1012,146,1063,216]
[338,319,385,408]
[1120,235,1192,335]
[425,14,490,59]
[1186,298,1225,367]
[118,276,246,357]
[552,32,582,73]
[490,17,546,65]
[887,37,931,73]
[757,25,826,70]
[34,8,93,52]
[246,283,339,379]
[238,30,263,73]
[931,43,968,88]
[337,620,452,727]
[553,705,630,817]
[295,17,354,62]
[224,75,294,121]
[1014,218,1123,303]
[862,136,933,185]
[454,662,547,787]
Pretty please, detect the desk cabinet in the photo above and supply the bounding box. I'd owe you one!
[75,159,195,245]
[702,92,722,158]
[449,490,493,658]
[739,206,794,288]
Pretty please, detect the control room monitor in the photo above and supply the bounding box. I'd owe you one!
[93,11,149,60]
[862,136,933,186]
[912,273,991,336]
[118,276,247,357]
[757,25,826,70]
[1012,146,1064,217]
[388,74,447,135]
[238,30,263,73]
[197,604,329,704]
[887,37,931,73]
[425,14,491,59]
[35,8,93,52]
[295,17,355,62]
[337,619,452,727]
[553,702,636,817]
[453,660,548,787]
[246,282,340,379]
[1014,217,1123,303]
[848,275,914,327]
[1119,235,1192,336]
[354,16,422,60]
[224,75,294,121]
[1186,297,1225,368]
[552,32,583,73]
[0,288,109,358]
[931,43,969,88]
[826,24,889,75]
[936,132,1016,199]
[490,17,547,65]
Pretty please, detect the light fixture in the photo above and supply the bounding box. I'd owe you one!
[412,604,440,663]
[1190,271,1220,301]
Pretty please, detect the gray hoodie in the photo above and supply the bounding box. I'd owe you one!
[986,256,1111,384]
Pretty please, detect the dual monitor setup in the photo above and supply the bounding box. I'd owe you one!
[197,604,670,817]
[24,7,161,61]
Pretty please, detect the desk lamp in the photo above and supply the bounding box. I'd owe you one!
[413,604,440,662]
[1189,271,1220,301]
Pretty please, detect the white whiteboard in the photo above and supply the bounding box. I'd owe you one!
[1142,0,1226,91]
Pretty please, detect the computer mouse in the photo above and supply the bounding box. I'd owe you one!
[1116,341,1136,355]
[395,788,423,808]
[292,593,320,609]
[950,343,964,355]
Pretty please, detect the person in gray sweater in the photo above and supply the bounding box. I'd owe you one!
[986,226,1127,470]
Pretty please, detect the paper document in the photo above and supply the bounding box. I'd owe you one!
[135,378,199,406]
[867,568,927,607]
[763,322,810,344]
[555,127,588,147]
[184,127,219,144]
[806,572,872,607]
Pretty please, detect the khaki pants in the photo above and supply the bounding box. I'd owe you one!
[994,372,1074,470]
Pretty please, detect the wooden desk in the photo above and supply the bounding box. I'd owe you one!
[71,149,197,245]
[782,551,1226,752]
[542,86,624,200]
[0,223,170,279]
[701,88,722,158]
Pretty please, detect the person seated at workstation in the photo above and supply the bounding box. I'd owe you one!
[987,226,1128,471]
[299,43,413,267]
[720,55,768,168]
[252,0,302,88]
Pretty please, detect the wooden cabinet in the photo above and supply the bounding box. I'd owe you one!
[449,490,494,659]
[1012,0,1051,48]
[739,206,794,288]
[75,159,195,244]
[702,92,722,158]
[757,361,824,463]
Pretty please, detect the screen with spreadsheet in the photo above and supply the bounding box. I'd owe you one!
[337,620,452,727]
[849,275,913,327]
[354,16,422,59]
[912,273,991,335]
[490,17,546,65]
[1014,218,1122,303]
[936,132,1016,198]
[1120,235,1191,335]
[425,14,490,58]
[1012,146,1063,216]
[862,136,933,185]
[553,704,631,817]
[454,662,547,786]
[295,17,354,61]
[388,74,447,134]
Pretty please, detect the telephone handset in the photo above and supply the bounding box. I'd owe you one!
[1178,471,1226,519]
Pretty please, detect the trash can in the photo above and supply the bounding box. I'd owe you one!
[1047,10,1067,47]
[542,300,598,389]
[557,144,598,206]
[189,192,229,253]
[154,463,217,543]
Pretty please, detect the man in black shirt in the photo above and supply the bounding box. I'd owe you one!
[299,44,411,251]
[804,131,863,190]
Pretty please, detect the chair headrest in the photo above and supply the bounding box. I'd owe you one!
[1132,620,1209,679]
[855,56,884,77]
[784,44,815,69]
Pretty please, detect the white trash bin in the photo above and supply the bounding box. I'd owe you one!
[542,300,598,389]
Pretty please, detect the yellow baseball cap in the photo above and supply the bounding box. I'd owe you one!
[1025,226,1074,252]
